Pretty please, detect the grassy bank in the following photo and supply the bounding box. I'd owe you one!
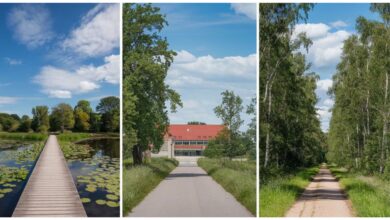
[260,166,319,217]
[198,158,256,215]
[0,132,48,141]
[122,157,178,215]
[329,166,390,216]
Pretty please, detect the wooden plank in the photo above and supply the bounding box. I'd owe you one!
[12,135,87,217]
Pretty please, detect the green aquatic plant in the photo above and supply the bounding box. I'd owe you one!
[60,142,93,160]
[96,199,107,205]
[106,201,119,208]
[81,198,91,203]
[106,194,118,200]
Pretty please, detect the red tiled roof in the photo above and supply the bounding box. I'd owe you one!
[167,124,224,141]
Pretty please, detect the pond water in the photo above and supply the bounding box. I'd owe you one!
[65,138,120,217]
[0,142,43,217]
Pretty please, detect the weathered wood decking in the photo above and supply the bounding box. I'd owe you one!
[12,135,87,217]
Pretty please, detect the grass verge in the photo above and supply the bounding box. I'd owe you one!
[329,165,390,217]
[122,157,178,216]
[0,132,48,141]
[198,158,256,215]
[259,166,319,217]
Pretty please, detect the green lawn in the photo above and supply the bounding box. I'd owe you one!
[198,158,256,215]
[260,166,319,217]
[329,166,390,217]
[122,157,178,216]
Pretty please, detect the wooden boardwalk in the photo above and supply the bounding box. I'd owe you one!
[12,135,87,217]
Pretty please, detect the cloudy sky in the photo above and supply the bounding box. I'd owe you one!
[0,4,119,116]
[293,3,379,131]
[156,3,257,130]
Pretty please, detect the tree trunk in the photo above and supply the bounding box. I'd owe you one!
[264,86,272,168]
[132,144,143,165]
[380,73,389,174]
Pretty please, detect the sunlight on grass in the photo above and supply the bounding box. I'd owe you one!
[198,158,256,215]
[260,167,319,217]
[122,157,178,216]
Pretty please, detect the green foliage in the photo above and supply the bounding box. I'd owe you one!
[97,96,119,132]
[198,158,256,215]
[329,165,390,217]
[57,133,93,142]
[204,128,246,159]
[187,121,206,125]
[0,132,47,141]
[327,4,390,174]
[122,157,178,215]
[31,106,50,132]
[50,103,75,132]
[260,167,319,217]
[18,115,32,132]
[122,3,182,163]
[259,3,325,175]
[74,100,92,132]
[214,90,243,134]
[0,113,20,132]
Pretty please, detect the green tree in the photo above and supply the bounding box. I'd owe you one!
[123,3,182,164]
[214,90,243,135]
[74,100,92,132]
[31,106,50,133]
[96,96,119,132]
[187,121,206,125]
[260,4,324,179]
[50,103,75,133]
[19,115,32,132]
[0,113,20,132]
[328,4,390,174]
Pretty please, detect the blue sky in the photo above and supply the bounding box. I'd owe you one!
[293,3,380,131]
[154,3,257,130]
[0,3,119,117]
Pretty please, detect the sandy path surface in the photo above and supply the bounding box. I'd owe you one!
[128,162,253,217]
[285,167,353,217]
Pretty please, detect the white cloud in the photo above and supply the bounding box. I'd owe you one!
[7,4,53,49]
[61,4,119,58]
[34,54,119,98]
[4,57,22,65]
[323,98,334,107]
[168,50,256,88]
[293,23,330,40]
[231,3,256,20]
[293,23,351,69]
[317,79,333,92]
[331,21,348,28]
[0,97,17,105]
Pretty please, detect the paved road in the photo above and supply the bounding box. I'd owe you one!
[128,162,253,217]
[285,167,353,217]
[13,135,86,217]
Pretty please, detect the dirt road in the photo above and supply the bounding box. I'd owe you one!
[285,167,354,217]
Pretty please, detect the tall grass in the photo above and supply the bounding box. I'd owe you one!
[122,157,178,216]
[198,158,256,215]
[259,166,319,217]
[0,132,48,141]
[329,166,390,217]
[57,133,93,142]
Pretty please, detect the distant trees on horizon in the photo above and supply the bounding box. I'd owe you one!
[0,96,119,133]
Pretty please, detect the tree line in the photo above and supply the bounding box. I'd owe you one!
[328,4,390,175]
[259,3,326,180]
[0,96,119,133]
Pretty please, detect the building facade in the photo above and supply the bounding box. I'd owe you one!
[162,124,224,157]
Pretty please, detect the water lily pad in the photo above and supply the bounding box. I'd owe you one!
[96,199,107,205]
[81,198,91,203]
[106,194,118,201]
[0,194,4,199]
[106,201,119,207]
[86,186,97,192]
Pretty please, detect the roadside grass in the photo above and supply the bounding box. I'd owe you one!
[329,165,390,217]
[198,158,256,215]
[122,157,178,216]
[0,132,48,141]
[260,166,319,217]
